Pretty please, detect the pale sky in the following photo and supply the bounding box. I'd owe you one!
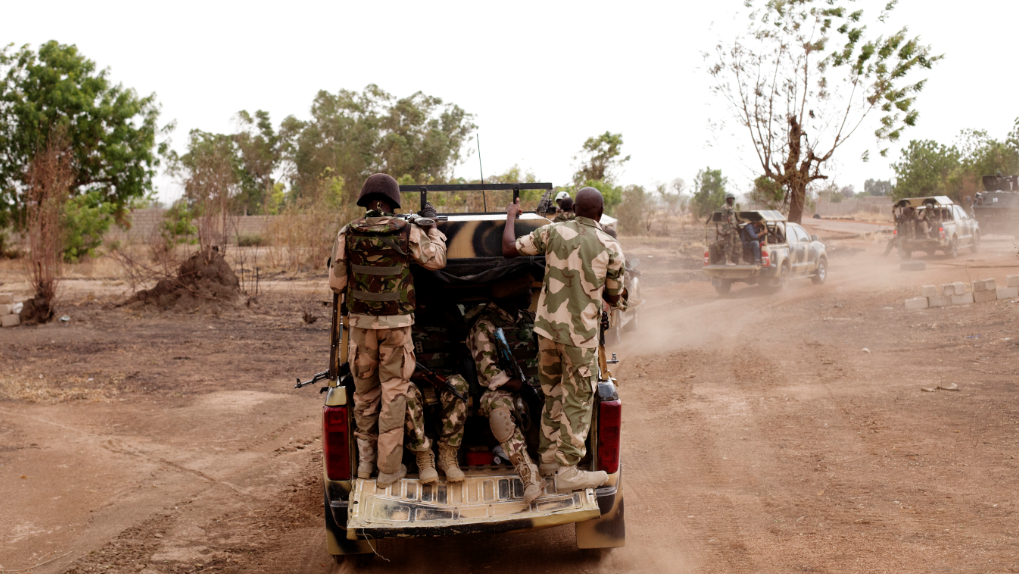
[3,0,1016,204]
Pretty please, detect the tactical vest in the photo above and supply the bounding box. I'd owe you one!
[488,308,539,381]
[412,310,467,375]
[345,218,416,316]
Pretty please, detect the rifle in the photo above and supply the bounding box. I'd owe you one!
[492,327,545,426]
[295,291,348,390]
[295,362,351,389]
[412,362,467,403]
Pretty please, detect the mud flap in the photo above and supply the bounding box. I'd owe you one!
[575,471,625,549]
[346,473,601,539]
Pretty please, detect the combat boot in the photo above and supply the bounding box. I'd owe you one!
[538,462,560,478]
[554,465,608,494]
[511,453,546,505]
[415,449,438,484]
[356,438,376,479]
[376,463,406,488]
[437,444,465,482]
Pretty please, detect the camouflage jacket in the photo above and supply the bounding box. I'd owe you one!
[467,303,538,390]
[514,216,625,348]
[553,211,576,223]
[328,214,447,329]
[719,204,737,235]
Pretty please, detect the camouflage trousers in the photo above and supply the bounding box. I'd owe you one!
[478,389,527,465]
[535,335,598,467]
[718,233,740,263]
[404,375,469,452]
[349,326,415,474]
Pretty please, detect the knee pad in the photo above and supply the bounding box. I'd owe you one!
[490,408,515,443]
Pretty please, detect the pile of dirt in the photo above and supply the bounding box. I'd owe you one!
[18,297,53,325]
[123,248,240,311]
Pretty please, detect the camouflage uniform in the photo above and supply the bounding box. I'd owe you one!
[514,217,625,467]
[403,375,469,453]
[467,302,544,498]
[409,307,469,451]
[718,204,740,263]
[328,213,447,475]
[553,211,576,223]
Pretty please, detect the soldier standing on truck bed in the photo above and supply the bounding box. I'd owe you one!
[466,293,546,504]
[501,187,626,493]
[719,192,740,265]
[328,173,449,488]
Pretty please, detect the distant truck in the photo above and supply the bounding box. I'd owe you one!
[892,196,980,259]
[973,175,1019,235]
[702,210,828,295]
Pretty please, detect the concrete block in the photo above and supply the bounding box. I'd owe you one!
[973,280,988,293]
[941,284,955,296]
[921,285,938,298]
[974,290,997,303]
[997,287,1019,300]
[952,282,967,295]
[900,261,926,271]
[928,295,952,308]
[1008,275,1019,288]
[1,314,18,327]
[984,278,996,290]
[951,293,974,305]
[0,304,11,315]
[904,297,930,310]
[0,293,12,305]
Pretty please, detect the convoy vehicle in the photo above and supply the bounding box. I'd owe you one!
[304,183,626,564]
[973,175,1019,235]
[892,196,980,259]
[604,257,642,343]
[701,210,828,295]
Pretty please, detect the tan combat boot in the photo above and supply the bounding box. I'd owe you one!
[554,465,608,494]
[415,449,438,484]
[511,453,546,505]
[538,462,559,478]
[437,444,465,482]
[356,438,376,479]
[376,463,406,488]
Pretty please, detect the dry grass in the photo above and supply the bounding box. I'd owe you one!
[0,372,121,403]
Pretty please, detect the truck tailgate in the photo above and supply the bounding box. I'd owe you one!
[703,264,760,279]
[346,473,601,539]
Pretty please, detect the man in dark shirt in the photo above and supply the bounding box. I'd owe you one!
[742,221,765,266]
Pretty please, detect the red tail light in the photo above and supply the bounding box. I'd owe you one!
[939,226,945,239]
[893,229,897,236]
[761,252,771,267]
[597,400,621,474]
[323,405,351,480]
[703,250,710,265]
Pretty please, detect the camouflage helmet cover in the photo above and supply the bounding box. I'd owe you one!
[357,173,402,209]
[724,192,736,201]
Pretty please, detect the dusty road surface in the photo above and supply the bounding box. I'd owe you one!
[3,230,1019,574]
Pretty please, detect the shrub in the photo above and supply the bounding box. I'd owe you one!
[237,233,265,247]
[63,190,114,262]
[161,201,198,247]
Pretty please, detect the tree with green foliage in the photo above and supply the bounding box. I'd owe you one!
[0,41,166,226]
[750,175,786,209]
[571,132,629,215]
[710,0,940,223]
[863,178,893,196]
[233,110,289,215]
[62,190,114,262]
[692,167,729,217]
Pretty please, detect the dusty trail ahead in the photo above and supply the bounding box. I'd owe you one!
[3,234,1019,573]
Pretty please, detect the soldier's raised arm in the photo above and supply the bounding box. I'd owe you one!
[408,224,448,271]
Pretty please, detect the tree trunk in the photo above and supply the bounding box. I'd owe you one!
[788,180,806,224]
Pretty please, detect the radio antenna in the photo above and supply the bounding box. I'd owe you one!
[477,134,487,211]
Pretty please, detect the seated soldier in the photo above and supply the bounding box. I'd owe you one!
[742,220,766,265]
[553,197,576,223]
[466,291,546,504]
[404,304,470,484]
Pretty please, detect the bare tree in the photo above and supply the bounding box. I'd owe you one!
[21,131,74,323]
[710,0,940,223]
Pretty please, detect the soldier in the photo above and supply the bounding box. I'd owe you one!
[405,304,469,483]
[501,187,626,493]
[466,292,546,504]
[553,197,576,223]
[554,190,571,210]
[718,192,740,265]
[328,173,449,487]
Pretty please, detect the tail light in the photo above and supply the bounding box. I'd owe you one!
[893,229,897,236]
[703,250,710,265]
[939,226,945,239]
[761,252,771,267]
[597,400,621,474]
[323,405,351,480]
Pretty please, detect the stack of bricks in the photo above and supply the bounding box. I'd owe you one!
[905,276,1019,310]
[0,293,19,327]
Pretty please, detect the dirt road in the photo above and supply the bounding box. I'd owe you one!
[3,232,1019,573]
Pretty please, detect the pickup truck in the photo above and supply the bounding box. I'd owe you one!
[702,209,828,295]
[892,196,980,259]
[310,184,625,564]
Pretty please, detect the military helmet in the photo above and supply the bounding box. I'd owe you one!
[724,192,736,201]
[555,190,571,202]
[357,173,402,209]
